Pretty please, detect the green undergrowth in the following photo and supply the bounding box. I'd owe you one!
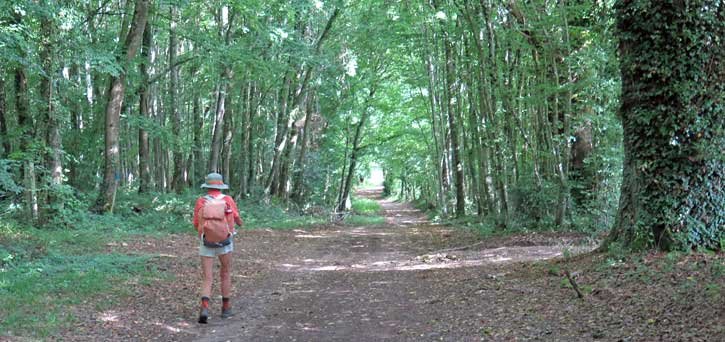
[0,221,157,338]
[346,197,385,226]
[236,198,327,230]
[351,197,383,215]
[413,198,605,241]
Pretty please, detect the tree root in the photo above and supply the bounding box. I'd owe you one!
[565,270,584,299]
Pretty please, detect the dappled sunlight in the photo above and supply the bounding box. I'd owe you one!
[345,231,394,237]
[98,311,119,323]
[394,219,429,225]
[275,245,588,273]
[328,290,353,295]
[152,322,183,333]
[383,209,419,213]
[294,234,331,238]
[301,325,321,332]
[96,310,192,335]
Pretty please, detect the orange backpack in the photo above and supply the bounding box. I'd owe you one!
[201,195,231,245]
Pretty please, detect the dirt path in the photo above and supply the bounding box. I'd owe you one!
[65,189,723,341]
[186,189,591,341]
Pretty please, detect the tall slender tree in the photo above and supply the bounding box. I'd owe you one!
[94,0,149,212]
[169,5,185,192]
[0,75,8,156]
[138,19,152,194]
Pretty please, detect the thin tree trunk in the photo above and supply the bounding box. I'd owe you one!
[190,66,204,184]
[222,94,234,184]
[238,81,252,197]
[16,65,38,221]
[138,20,152,194]
[65,64,82,188]
[13,8,37,220]
[208,7,235,173]
[265,74,292,194]
[423,25,446,213]
[0,76,9,156]
[277,122,296,198]
[291,94,314,202]
[336,87,376,212]
[209,69,231,173]
[336,119,350,208]
[442,33,466,218]
[169,5,184,192]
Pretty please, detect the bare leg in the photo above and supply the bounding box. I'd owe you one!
[219,253,232,297]
[200,256,214,297]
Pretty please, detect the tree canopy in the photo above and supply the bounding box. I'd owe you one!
[0,0,722,251]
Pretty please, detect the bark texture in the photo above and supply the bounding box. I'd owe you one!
[607,0,724,250]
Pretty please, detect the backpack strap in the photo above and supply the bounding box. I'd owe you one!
[203,194,230,214]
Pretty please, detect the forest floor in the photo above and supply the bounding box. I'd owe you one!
[52,188,724,341]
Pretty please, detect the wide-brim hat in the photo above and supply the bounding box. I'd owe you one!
[201,172,229,190]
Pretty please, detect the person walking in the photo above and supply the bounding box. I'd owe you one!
[192,172,244,323]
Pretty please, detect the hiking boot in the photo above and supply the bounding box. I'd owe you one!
[221,308,235,319]
[198,307,209,324]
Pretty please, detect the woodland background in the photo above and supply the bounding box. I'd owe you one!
[0,0,625,232]
[0,0,723,337]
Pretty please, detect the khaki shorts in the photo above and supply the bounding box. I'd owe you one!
[199,236,233,257]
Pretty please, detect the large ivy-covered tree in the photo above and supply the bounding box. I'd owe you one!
[607,0,724,250]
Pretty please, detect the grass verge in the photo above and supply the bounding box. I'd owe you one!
[0,222,159,338]
[351,197,383,215]
[346,197,385,226]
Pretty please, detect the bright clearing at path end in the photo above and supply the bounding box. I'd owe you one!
[368,164,384,187]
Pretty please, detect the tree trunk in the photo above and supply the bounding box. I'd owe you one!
[40,13,63,215]
[442,35,466,218]
[0,76,9,156]
[291,94,314,202]
[276,122,296,198]
[222,94,234,184]
[65,64,82,188]
[209,70,230,173]
[16,64,38,221]
[336,87,376,212]
[238,82,252,197]
[606,0,724,251]
[265,74,292,194]
[169,5,184,192]
[138,20,152,194]
[208,6,235,174]
[191,82,204,184]
[94,0,149,213]
[12,6,37,220]
[423,25,446,213]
